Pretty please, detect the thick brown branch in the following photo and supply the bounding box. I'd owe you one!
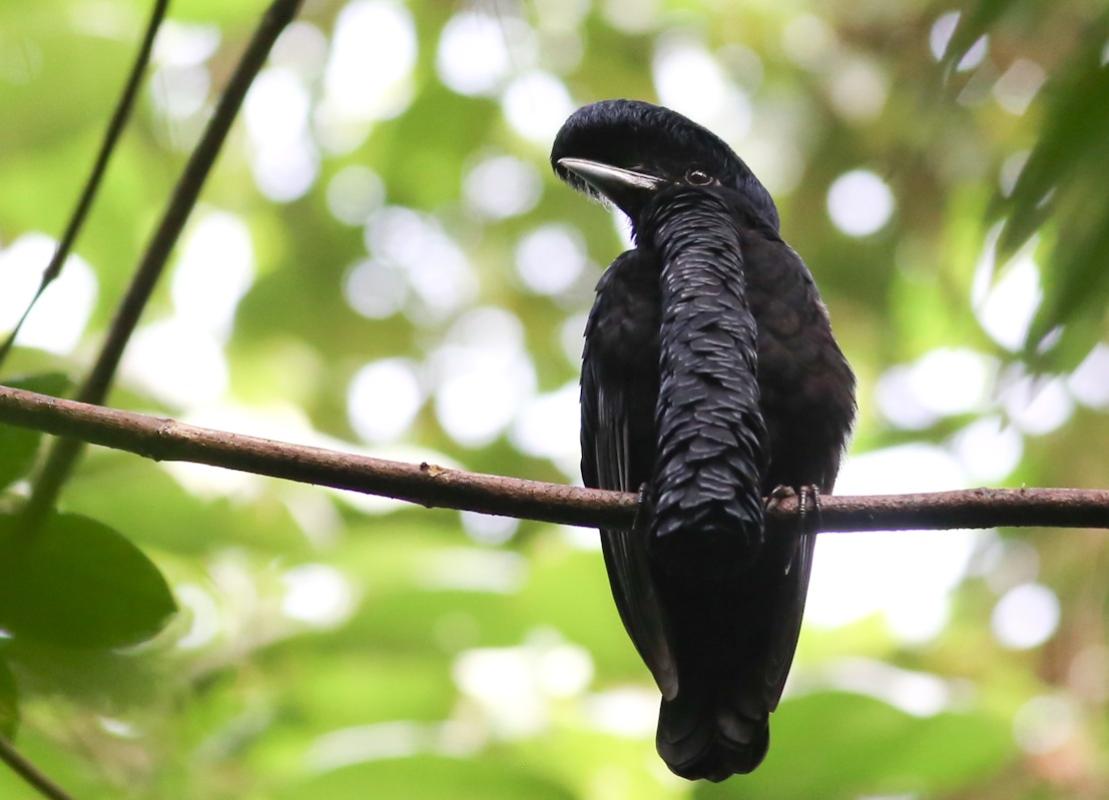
[0,0,169,372]
[26,0,304,520]
[0,734,75,800]
[1,385,1107,532]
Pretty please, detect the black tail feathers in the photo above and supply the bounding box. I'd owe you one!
[656,688,770,782]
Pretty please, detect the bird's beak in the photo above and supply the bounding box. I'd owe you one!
[557,157,664,214]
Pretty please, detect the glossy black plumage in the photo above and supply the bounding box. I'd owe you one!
[553,100,855,781]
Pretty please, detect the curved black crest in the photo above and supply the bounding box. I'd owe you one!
[550,99,780,231]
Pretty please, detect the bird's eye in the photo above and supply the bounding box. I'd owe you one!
[686,169,712,185]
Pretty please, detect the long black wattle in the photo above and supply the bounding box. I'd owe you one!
[644,190,767,576]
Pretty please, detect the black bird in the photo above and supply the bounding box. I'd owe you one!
[551,100,856,781]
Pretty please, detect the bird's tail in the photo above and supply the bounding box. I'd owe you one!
[656,680,769,781]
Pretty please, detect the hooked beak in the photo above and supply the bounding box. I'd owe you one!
[557,157,664,215]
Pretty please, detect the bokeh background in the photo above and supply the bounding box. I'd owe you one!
[1,0,1107,797]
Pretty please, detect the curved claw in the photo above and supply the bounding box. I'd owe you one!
[766,485,822,574]
[797,484,822,538]
[632,482,653,534]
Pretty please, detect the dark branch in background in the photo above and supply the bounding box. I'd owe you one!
[2,385,1107,532]
[0,734,75,800]
[25,0,304,523]
[0,0,169,373]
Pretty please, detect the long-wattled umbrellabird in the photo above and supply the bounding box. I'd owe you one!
[550,99,856,781]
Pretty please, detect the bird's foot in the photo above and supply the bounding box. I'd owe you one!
[797,484,822,537]
[766,485,821,574]
[632,482,653,533]
[766,484,795,513]
[766,484,822,537]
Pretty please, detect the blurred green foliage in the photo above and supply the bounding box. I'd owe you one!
[0,0,1106,798]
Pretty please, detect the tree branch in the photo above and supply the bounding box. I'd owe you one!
[25,0,304,521]
[0,734,75,800]
[0,0,169,373]
[1,385,1106,532]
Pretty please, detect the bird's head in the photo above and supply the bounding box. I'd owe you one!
[550,99,779,232]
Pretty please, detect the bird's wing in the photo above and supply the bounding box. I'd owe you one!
[581,251,679,700]
[760,526,816,710]
[738,220,855,712]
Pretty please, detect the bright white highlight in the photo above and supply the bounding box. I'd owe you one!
[347,359,423,444]
[973,241,1043,352]
[306,722,439,768]
[463,155,542,219]
[175,583,221,650]
[652,36,751,143]
[327,165,385,226]
[992,582,1060,650]
[245,68,309,145]
[172,211,254,340]
[418,549,527,594]
[244,67,318,201]
[1001,371,1073,436]
[343,259,407,319]
[585,687,658,736]
[150,21,216,120]
[431,307,536,447]
[501,71,574,144]
[282,564,356,628]
[993,59,1046,115]
[515,224,586,295]
[365,207,477,317]
[320,0,416,150]
[452,634,593,738]
[153,21,221,68]
[122,318,228,408]
[929,12,960,60]
[816,659,955,717]
[949,416,1023,483]
[0,233,97,354]
[460,511,519,546]
[1069,344,1109,409]
[876,347,996,429]
[807,445,981,643]
[437,11,532,96]
[827,170,894,236]
[957,35,989,72]
[271,21,329,78]
[653,38,725,121]
[511,381,581,477]
[150,65,210,119]
[251,137,319,202]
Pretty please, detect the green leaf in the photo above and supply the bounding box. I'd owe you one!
[0,373,69,491]
[942,0,1025,76]
[0,512,176,648]
[999,34,1109,260]
[696,691,1012,800]
[0,657,17,738]
[1002,28,1109,359]
[275,755,575,800]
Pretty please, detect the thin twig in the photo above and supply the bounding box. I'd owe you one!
[25,0,304,522]
[0,0,170,373]
[2,384,1107,532]
[0,734,75,800]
